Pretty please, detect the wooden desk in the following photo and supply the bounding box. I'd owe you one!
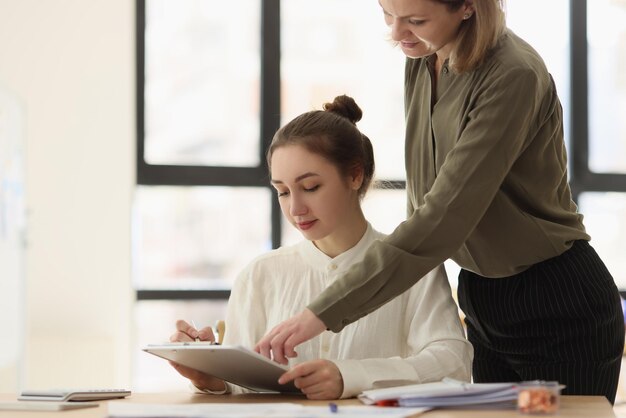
[0,392,616,417]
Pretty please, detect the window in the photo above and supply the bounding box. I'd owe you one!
[143,0,261,167]
[587,0,626,174]
[134,0,409,389]
[134,0,626,389]
[578,0,626,288]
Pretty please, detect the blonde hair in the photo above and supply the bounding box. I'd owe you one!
[441,0,507,73]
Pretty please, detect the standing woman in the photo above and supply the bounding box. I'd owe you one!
[256,0,625,403]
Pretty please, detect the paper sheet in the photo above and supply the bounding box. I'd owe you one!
[107,401,428,418]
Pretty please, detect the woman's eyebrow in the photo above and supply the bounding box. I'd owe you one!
[271,172,320,184]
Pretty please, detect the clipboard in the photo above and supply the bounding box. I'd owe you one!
[143,343,301,394]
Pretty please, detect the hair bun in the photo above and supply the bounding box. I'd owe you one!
[322,95,362,125]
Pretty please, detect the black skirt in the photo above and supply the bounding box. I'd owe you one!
[457,240,624,404]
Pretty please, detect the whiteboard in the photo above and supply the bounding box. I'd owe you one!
[0,86,25,392]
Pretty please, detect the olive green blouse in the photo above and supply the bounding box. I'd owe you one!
[308,29,589,332]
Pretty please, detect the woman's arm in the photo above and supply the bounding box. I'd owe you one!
[330,266,472,398]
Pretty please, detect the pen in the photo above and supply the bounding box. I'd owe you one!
[328,402,338,413]
[191,320,200,342]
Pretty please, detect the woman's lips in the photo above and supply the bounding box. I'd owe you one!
[297,220,317,231]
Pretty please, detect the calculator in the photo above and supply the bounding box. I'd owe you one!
[18,389,131,402]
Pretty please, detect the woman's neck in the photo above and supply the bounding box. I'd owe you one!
[314,211,368,259]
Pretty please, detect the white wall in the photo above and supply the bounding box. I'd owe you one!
[0,0,134,389]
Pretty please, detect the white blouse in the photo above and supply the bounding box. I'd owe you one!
[216,224,473,398]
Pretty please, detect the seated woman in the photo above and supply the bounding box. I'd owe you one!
[169,95,473,400]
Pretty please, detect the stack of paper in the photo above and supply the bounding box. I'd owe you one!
[358,378,518,408]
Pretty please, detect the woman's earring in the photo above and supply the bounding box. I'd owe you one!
[463,12,472,20]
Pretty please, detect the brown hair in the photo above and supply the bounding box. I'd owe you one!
[266,95,375,199]
[436,0,506,73]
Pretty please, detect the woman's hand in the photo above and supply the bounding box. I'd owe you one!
[278,360,344,400]
[170,319,215,343]
[168,320,226,392]
[254,309,326,365]
[168,361,227,392]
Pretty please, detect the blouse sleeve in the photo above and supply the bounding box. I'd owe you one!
[330,265,472,398]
